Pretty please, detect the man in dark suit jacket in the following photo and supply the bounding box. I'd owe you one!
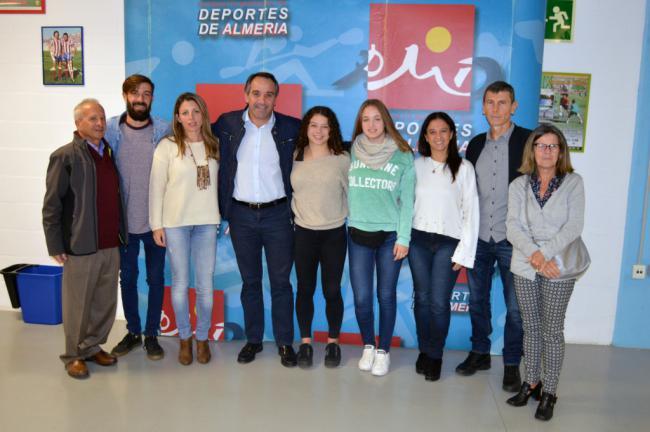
[211,72,300,367]
[459,81,532,393]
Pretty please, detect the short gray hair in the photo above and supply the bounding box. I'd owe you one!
[73,98,103,122]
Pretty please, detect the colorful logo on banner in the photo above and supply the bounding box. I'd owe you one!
[160,287,225,341]
[367,4,475,111]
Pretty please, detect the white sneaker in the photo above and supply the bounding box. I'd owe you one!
[358,345,376,371]
[371,350,390,376]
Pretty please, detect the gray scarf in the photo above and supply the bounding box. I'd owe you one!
[352,134,398,169]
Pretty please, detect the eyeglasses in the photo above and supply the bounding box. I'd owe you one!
[534,143,560,151]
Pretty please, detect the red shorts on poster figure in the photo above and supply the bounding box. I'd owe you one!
[160,287,225,341]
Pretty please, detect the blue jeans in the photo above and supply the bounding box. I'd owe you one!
[467,238,523,365]
[348,231,403,352]
[408,230,460,359]
[165,224,218,341]
[119,231,166,336]
[229,202,294,345]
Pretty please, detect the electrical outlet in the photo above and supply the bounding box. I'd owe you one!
[632,264,647,279]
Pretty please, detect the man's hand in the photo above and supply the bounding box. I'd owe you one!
[52,254,68,265]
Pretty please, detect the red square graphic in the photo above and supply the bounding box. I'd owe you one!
[367,4,475,111]
[197,83,303,123]
[160,287,225,341]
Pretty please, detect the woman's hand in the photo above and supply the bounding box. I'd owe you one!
[393,244,409,261]
[153,229,166,247]
[528,250,546,272]
[452,262,464,271]
[540,259,561,279]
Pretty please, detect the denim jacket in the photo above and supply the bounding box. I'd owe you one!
[104,112,170,167]
[211,108,300,221]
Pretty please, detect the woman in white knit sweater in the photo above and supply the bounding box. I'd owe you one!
[149,93,220,366]
[408,111,479,382]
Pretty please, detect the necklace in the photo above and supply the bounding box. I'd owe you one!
[187,142,210,190]
[431,158,445,174]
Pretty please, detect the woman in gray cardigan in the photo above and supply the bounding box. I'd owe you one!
[505,124,585,421]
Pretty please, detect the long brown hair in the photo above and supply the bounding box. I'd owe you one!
[417,112,462,182]
[170,92,219,160]
[295,106,344,160]
[351,99,412,153]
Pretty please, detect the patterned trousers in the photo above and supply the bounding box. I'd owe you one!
[513,274,575,394]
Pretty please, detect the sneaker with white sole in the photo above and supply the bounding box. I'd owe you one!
[371,350,390,376]
[358,345,376,371]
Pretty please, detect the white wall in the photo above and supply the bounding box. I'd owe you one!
[0,0,126,316]
[541,0,647,344]
[0,0,647,346]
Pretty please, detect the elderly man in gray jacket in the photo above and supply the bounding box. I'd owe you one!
[43,99,128,379]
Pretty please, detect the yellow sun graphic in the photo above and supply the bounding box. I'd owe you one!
[425,26,452,53]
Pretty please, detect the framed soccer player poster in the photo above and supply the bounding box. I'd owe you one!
[41,26,84,86]
[0,0,45,14]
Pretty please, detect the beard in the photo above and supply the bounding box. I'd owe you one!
[126,101,151,122]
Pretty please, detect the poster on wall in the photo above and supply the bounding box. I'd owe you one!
[41,26,84,86]
[0,0,45,14]
[544,0,574,42]
[539,71,590,152]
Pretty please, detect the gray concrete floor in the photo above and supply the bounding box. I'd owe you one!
[0,310,648,432]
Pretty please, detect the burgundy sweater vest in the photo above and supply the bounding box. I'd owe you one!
[87,145,121,249]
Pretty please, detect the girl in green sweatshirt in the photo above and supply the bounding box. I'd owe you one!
[348,99,415,377]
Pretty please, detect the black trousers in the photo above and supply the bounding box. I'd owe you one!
[294,224,347,339]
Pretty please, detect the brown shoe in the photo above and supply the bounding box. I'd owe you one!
[86,349,117,366]
[179,337,193,365]
[65,360,89,379]
[197,339,211,364]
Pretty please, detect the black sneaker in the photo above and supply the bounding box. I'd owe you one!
[324,343,341,368]
[111,333,142,357]
[455,351,491,376]
[144,336,165,361]
[297,343,313,368]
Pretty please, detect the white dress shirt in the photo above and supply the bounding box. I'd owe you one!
[233,110,285,203]
[412,157,479,268]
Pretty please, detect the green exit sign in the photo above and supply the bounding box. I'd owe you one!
[545,0,575,42]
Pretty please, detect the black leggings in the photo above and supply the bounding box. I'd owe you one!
[294,224,347,339]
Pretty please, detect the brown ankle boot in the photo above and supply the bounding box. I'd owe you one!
[179,337,193,365]
[196,339,211,364]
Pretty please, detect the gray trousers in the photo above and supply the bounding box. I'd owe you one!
[60,247,119,363]
[513,274,575,394]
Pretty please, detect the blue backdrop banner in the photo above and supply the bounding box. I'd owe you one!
[123,0,545,352]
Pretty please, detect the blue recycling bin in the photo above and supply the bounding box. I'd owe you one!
[16,265,63,325]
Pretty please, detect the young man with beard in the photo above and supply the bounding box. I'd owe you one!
[105,74,171,360]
